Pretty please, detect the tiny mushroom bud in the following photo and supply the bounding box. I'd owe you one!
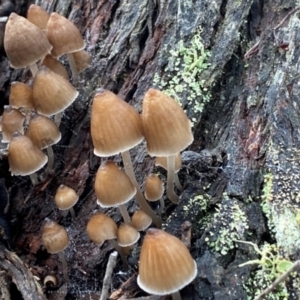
[131,210,152,231]
[142,89,193,204]
[41,54,69,80]
[117,223,140,247]
[27,4,50,30]
[54,185,79,221]
[4,12,52,76]
[95,161,136,224]
[91,88,161,228]
[144,174,165,214]
[8,132,48,185]
[72,50,92,74]
[9,82,35,110]
[32,66,78,125]
[42,219,69,282]
[86,212,128,269]
[1,106,25,143]
[46,12,85,82]
[25,112,61,171]
[137,228,197,300]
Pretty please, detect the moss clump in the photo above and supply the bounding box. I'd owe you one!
[205,198,249,255]
[153,28,211,124]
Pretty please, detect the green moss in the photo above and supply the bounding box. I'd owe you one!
[153,28,211,124]
[205,199,249,255]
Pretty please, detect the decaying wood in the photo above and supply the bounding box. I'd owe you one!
[0,0,300,299]
[0,244,45,300]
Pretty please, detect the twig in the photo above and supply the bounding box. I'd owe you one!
[244,38,261,60]
[273,7,300,30]
[255,260,300,300]
[100,251,118,300]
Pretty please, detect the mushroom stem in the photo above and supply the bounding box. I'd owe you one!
[58,251,69,283]
[108,239,129,270]
[121,150,162,229]
[29,63,38,77]
[67,53,78,84]
[167,155,179,204]
[54,112,62,127]
[159,197,165,215]
[45,146,54,172]
[118,204,131,223]
[172,291,182,300]
[69,207,76,221]
[29,173,38,185]
[174,173,183,192]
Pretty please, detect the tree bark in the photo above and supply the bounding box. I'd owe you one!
[1,0,300,299]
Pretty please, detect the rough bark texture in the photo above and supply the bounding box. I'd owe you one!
[1,0,300,299]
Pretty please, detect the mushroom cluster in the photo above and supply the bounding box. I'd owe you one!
[0,5,91,184]
[1,5,197,298]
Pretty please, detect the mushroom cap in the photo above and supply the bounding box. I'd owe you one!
[117,223,140,247]
[155,152,182,173]
[41,54,69,80]
[72,50,92,73]
[4,12,52,68]
[42,220,69,254]
[54,184,79,210]
[131,210,152,231]
[33,66,78,116]
[144,174,164,202]
[137,228,197,295]
[141,89,193,156]
[25,113,61,149]
[8,132,48,176]
[95,161,136,207]
[91,89,144,157]
[27,4,50,30]
[1,106,25,143]
[46,12,85,58]
[9,82,35,110]
[86,213,118,246]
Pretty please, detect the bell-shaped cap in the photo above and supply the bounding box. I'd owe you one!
[54,184,79,210]
[1,106,25,142]
[95,161,136,207]
[46,12,85,58]
[9,82,35,110]
[41,54,69,80]
[137,228,197,295]
[4,13,52,68]
[144,174,164,202]
[117,224,140,247]
[72,50,92,73]
[155,152,182,173]
[8,132,48,176]
[91,89,144,157]
[131,210,152,231]
[25,112,61,149]
[42,219,69,254]
[33,66,78,116]
[142,89,193,156]
[27,4,50,30]
[86,213,118,246]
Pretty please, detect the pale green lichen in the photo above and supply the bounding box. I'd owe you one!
[205,199,249,255]
[153,28,211,122]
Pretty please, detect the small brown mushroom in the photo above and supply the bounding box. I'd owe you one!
[86,212,128,269]
[131,209,152,231]
[4,12,52,76]
[27,4,50,30]
[42,219,69,282]
[137,228,197,300]
[54,185,79,221]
